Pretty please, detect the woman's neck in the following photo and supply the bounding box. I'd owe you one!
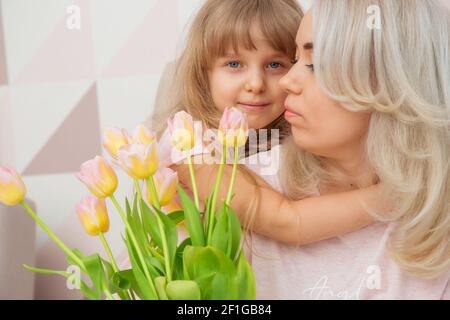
[319,152,378,194]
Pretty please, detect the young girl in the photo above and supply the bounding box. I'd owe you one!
[153,0,386,248]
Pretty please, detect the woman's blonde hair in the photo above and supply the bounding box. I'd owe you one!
[281,0,450,278]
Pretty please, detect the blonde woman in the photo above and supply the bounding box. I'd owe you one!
[175,0,450,299]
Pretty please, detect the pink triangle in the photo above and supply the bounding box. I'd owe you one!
[0,3,8,85]
[23,84,102,175]
[14,0,95,84]
[101,0,179,77]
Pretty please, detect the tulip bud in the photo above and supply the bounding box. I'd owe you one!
[132,124,157,145]
[167,111,195,152]
[117,142,158,179]
[102,127,131,159]
[144,168,178,207]
[76,156,118,198]
[0,167,27,206]
[218,107,249,147]
[76,196,109,236]
[162,198,182,214]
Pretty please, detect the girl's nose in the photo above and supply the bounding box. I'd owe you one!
[279,65,302,95]
[245,70,266,93]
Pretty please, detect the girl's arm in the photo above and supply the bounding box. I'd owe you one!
[174,161,385,246]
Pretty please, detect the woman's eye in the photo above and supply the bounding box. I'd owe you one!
[226,61,241,68]
[305,64,315,72]
[267,61,283,69]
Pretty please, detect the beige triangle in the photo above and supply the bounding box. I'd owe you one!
[23,84,101,175]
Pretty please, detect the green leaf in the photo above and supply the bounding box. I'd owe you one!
[141,200,163,249]
[178,186,205,246]
[147,255,165,275]
[210,203,229,255]
[122,233,158,300]
[233,251,256,299]
[83,253,107,299]
[115,269,143,299]
[155,276,169,300]
[167,210,185,225]
[173,237,192,280]
[129,193,150,253]
[166,280,201,300]
[183,245,236,299]
[226,205,242,261]
[23,264,69,277]
[111,272,131,291]
[154,206,178,276]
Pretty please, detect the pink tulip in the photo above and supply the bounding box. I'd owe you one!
[76,196,109,236]
[102,127,131,159]
[76,156,118,198]
[0,167,27,206]
[218,107,249,147]
[117,142,159,179]
[144,168,178,207]
[167,111,196,152]
[132,124,157,146]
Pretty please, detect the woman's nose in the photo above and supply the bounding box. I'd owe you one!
[279,66,302,95]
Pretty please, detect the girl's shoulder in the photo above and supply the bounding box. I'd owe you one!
[242,144,283,192]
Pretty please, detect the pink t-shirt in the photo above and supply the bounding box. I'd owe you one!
[243,145,450,300]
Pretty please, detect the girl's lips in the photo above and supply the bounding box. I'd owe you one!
[237,102,271,112]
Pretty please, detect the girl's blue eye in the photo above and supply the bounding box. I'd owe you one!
[227,61,241,68]
[268,62,282,69]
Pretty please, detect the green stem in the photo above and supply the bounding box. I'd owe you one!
[186,155,200,211]
[225,143,239,205]
[207,143,227,244]
[99,233,133,301]
[109,194,158,299]
[98,233,119,273]
[147,177,172,282]
[20,201,86,272]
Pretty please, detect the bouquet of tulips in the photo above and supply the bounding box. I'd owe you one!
[0,107,255,300]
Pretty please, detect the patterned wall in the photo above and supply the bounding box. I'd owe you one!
[1,0,449,301]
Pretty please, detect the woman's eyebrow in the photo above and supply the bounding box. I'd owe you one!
[303,42,313,50]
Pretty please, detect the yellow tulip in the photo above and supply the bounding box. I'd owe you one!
[76,156,118,198]
[102,127,131,159]
[117,142,158,179]
[76,196,109,236]
[218,107,249,147]
[0,167,27,206]
[167,111,196,152]
[144,168,178,207]
[132,123,157,145]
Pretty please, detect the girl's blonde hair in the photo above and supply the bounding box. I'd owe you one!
[281,0,450,278]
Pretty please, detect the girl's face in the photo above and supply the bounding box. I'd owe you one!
[208,24,292,129]
[279,11,371,159]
